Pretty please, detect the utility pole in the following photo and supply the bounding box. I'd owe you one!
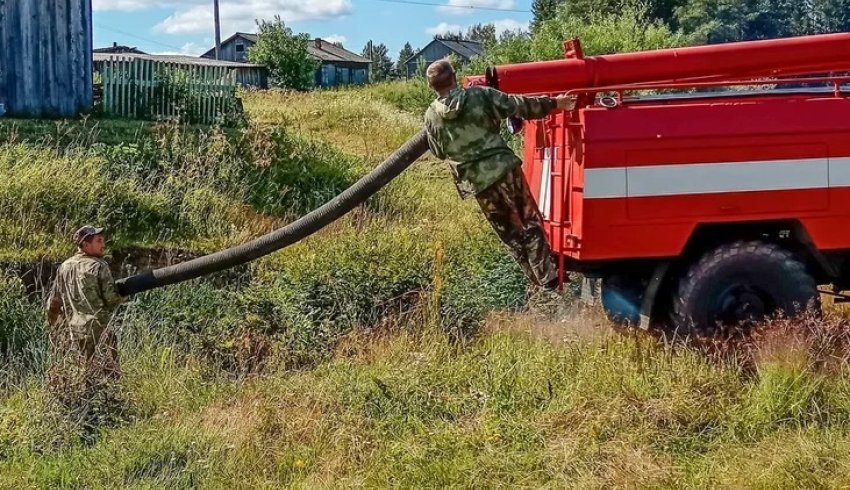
[214,0,221,60]
[369,39,375,83]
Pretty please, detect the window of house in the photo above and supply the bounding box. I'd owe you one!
[235,42,245,53]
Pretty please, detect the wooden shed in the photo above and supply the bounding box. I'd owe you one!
[0,0,94,118]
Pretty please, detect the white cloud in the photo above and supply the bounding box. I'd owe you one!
[425,18,527,38]
[491,19,528,35]
[426,22,464,36]
[154,0,352,35]
[152,42,206,56]
[92,0,162,11]
[437,0,515,16]
[323,34,347,45]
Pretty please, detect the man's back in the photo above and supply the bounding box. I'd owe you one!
[50,252,120,335]
[424,85,556,195]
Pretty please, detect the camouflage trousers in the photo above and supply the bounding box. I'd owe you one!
[475,167,559,288]
[48,321,121,398]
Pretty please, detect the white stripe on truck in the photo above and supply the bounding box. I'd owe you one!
[583,157,850,199]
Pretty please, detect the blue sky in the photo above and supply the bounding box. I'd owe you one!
[92,0,533,61]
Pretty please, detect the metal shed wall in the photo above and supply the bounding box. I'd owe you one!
[0,0,93,118]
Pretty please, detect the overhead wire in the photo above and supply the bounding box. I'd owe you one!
[368,0,530,13]
[96,24,187,51]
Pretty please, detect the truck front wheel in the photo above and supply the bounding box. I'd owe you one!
[671,241,819,337]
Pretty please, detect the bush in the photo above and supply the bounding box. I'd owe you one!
[466,2,689,74]
[0,273,45,380]
[248,16,318,91]
[362,79,435,115]
[532,2,688,59]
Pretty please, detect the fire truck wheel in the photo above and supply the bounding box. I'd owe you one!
[601,275,644,328]
[671,241,819,337]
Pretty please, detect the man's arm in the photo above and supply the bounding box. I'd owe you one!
[424,117,447,160]
[45,278,63,327]
[97,263,127,307]
[487,87,575,120]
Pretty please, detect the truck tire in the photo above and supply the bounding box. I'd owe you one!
[671,241,819,337]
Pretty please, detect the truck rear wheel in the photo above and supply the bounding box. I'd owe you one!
[671,241,819,337]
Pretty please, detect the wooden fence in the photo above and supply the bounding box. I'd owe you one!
[99,56,241,125]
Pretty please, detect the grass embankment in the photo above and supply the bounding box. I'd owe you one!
[3,80,850,487]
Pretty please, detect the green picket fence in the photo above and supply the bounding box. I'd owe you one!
[100,56,240,125]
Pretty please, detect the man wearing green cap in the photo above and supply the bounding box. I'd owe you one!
[46,225,127,379]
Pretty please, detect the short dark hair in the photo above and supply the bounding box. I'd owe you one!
[427,59,456,92]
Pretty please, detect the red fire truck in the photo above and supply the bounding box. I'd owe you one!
[466,33,850,336]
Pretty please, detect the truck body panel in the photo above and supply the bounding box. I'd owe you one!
[523,92,850,264]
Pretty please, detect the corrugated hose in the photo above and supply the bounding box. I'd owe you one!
[116,130,429,296]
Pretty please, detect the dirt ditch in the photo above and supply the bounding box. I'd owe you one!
[3,247,207,297]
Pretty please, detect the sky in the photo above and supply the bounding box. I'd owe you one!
[92,0,534,61]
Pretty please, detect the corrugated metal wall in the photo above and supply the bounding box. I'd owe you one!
[0,0,93,118]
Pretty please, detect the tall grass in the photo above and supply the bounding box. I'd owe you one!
[3,80,850,487]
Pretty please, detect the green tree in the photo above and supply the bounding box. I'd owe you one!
[397,42,415,74]
[362,41,394,82]
[466,23,498,46]
[465,3,687,77]
[550,0,687,25]
[817,0,850,32]
[247,16,317,90]
[533,2,688,59]
[674,0,750,43]
[673,0,835,43]
[435,32,465,41]
[532,0,564,31]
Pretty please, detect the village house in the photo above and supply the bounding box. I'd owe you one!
[403,38,485,78]
[203,34,371,88]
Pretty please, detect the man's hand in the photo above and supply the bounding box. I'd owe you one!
[555,95,577,111]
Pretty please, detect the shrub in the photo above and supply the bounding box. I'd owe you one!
[0,273,44,374]
[362,79,435,115]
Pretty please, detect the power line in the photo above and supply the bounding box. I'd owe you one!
[96,24,187,51]
[369,0,530,13]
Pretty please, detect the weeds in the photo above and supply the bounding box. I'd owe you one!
[2,81,850,486]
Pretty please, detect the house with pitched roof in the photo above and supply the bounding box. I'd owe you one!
[403,38,485,78]
[308,39,371,87]
[202,34,371,88]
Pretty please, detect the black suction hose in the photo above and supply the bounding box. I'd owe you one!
[116,130,430,296]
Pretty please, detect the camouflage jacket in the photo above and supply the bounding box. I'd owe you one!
[47,252,124,339]
[424,85,557,197]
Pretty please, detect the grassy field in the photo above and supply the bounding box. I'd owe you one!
[3,81,850,487]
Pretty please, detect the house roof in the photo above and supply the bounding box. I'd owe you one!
[94,43,147,55]
[405,38,485,65]
[201,32,258,58]
[436,39,485,60]
[307,39,370,64]
[93,52,265,68]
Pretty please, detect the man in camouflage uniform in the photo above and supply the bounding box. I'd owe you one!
[47,226,127,382]
[423,59,575,290]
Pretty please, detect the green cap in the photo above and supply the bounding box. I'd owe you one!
[72,225,104,245]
